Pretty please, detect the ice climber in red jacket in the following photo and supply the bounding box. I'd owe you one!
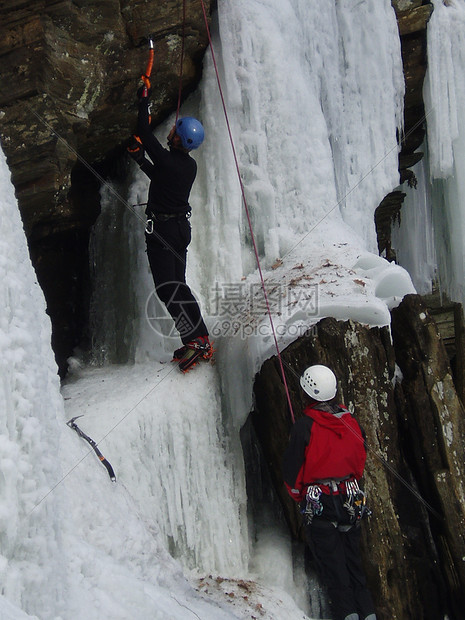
[282,364,377,620]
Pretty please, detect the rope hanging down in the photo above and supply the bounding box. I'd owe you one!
[176,0,187,121]
[197,0,296,422]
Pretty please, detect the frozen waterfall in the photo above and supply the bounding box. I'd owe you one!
[424,0,465,306]
[5,0,465,618]
[394,0,465,305]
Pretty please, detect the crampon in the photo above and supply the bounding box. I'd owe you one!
[174,337,214,373]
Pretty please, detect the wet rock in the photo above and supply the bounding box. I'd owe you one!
[0,0,213,373]
[252,302,465,619]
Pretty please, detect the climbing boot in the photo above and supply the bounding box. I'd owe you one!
[178,336,213,373]
[172,345,188,361]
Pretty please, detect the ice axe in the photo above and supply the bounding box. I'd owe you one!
[67,415,116,482]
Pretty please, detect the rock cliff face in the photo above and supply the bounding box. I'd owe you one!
[0,0,213,375]
[252,296,465,620]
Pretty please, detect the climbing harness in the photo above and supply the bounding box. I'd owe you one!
[145,210,191,234]
[67,416,116,482]
[301,478,371,527]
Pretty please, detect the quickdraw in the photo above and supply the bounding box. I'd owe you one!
[343,478,372,523]
[301,479,371,527]
[67,416,116,482]
[301,484,324,525]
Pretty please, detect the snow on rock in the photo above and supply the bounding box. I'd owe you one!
[194,575,310,620]
[208,221,415,429]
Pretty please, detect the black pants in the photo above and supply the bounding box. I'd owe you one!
[306,519,375,620]
[145,218,208,344]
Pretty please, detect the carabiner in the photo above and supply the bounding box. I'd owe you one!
[145,218,154,235]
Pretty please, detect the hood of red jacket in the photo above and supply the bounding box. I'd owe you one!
[304,405,350,439]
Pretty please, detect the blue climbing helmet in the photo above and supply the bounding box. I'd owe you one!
[175,117,205,150]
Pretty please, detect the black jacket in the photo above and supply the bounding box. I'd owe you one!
[137,100,197,215]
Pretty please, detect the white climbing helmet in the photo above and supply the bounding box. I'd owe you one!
[300,364,337,401]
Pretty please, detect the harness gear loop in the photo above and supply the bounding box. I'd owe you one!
[300,477,371,527]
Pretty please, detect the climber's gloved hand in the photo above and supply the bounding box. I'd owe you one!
[137,84,152,100]
[126,136,145,165]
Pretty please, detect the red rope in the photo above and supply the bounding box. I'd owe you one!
[176,0,187,122]
[198,0,296,422]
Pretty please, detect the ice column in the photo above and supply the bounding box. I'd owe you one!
[0,146,68,617]
[424,0,465,305]
[192,0,404,294]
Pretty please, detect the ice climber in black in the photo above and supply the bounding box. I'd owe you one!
[127,85,212,373]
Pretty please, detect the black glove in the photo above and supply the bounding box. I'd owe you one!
[137,85,152,100]
[126,136,145,165]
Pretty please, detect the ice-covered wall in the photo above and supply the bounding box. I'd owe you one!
[187,0,406,427]
[191,0,403,296]
[423,0,465,305]
[121,0,411,434]
[0,142,253,620]
[0,146,68,616]
[391,155,436,295]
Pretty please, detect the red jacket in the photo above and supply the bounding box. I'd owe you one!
[283,404,366,501]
